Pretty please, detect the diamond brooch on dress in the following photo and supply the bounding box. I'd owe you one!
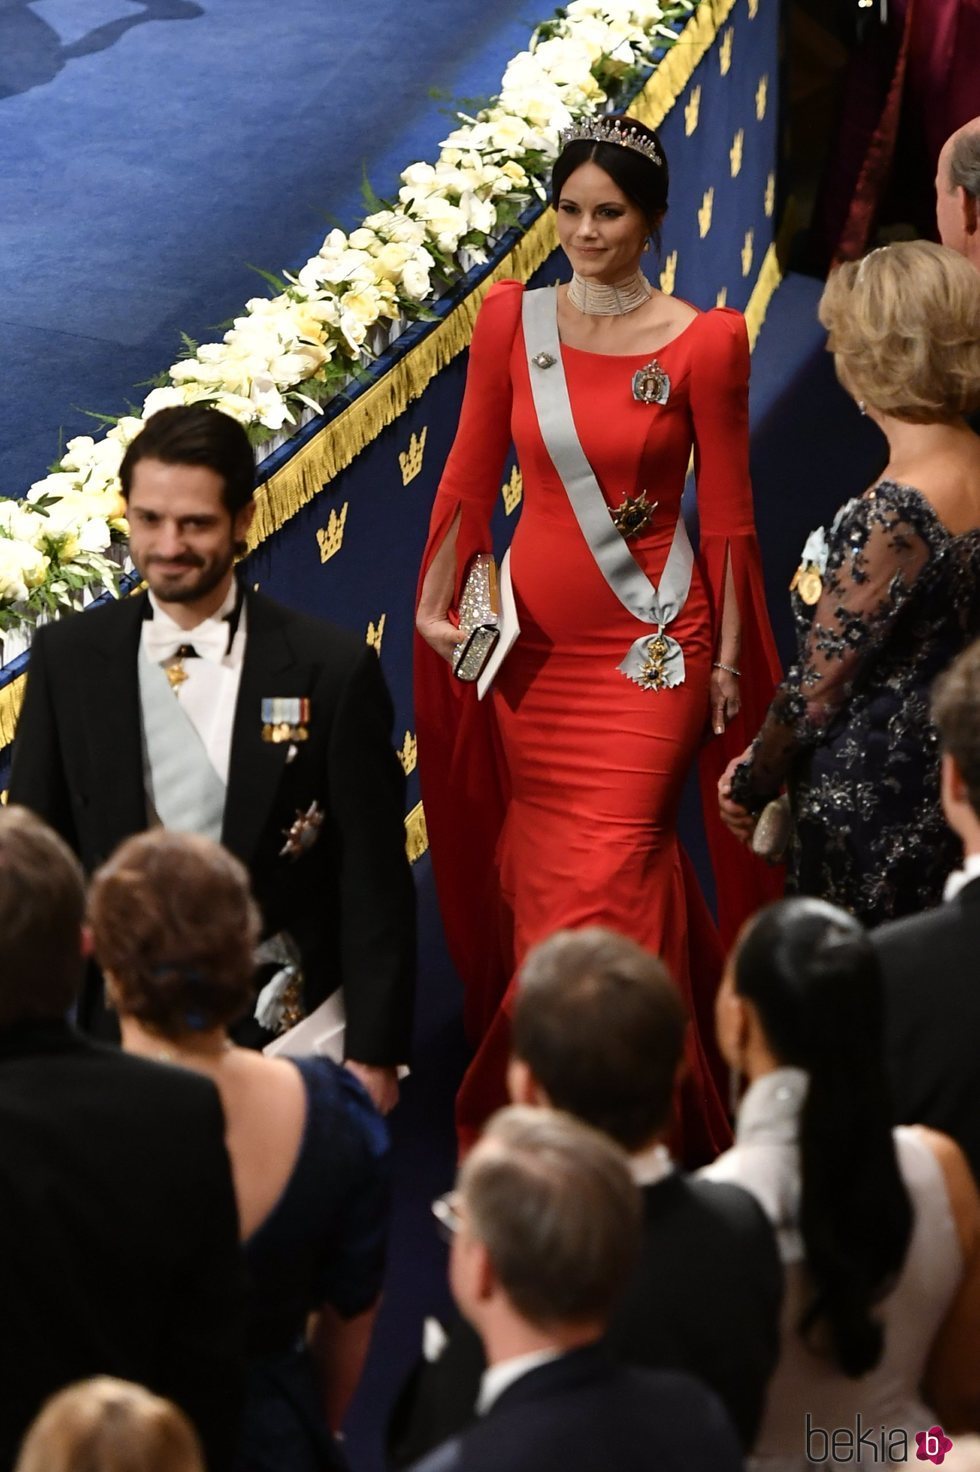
[632,359,670,405]
[533,351,556,369]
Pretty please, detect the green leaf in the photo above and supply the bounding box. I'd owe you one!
[245,265,290,296]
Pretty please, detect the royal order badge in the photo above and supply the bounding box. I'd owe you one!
[632,358,670,405]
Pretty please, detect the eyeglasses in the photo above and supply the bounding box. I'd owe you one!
[431,1191,463,1243]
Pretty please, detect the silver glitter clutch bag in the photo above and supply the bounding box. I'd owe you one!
[751,795,793,865]
[452,553,501,683]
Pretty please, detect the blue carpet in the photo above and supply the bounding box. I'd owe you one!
[0,0,534,497]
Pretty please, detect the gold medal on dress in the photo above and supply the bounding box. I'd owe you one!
[639,632,672,691]
[631,359,670,405]
[610,491,657,540]
[790,563,823,606]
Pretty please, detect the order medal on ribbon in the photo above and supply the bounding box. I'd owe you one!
[631,358,670,406]
[279,801,325,860]
[261,696,311,744]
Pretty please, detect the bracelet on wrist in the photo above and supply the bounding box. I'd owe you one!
[713,660,741,678]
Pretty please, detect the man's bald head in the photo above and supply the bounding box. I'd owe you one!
[937,119,980,266]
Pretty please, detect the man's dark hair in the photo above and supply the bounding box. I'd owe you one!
[933,638,980,817]
[119,406,255,515]
[513,927,687,1152]
[0,807,86,1026]
[949,127,980,203]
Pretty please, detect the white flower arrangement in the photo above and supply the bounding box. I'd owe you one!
[2,0,697,647]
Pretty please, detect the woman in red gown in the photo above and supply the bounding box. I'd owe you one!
[416,117,780,1161]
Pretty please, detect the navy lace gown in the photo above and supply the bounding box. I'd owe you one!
[238,1056,390,1472]
[732,481,980,926]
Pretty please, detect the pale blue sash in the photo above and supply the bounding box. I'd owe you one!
[138,650,226,841]
[522,286,693,689]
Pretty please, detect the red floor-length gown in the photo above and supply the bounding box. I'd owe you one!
[416,280,781,1161]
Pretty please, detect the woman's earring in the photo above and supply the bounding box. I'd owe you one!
[858,400,867,416]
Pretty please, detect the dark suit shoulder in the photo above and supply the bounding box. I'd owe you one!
[247,591,368,668]
[873,892,978,958]
[411,1356,741,1472]
[0,1027,224,1130]
[29,591,145,654]
[641,1170,777,1249]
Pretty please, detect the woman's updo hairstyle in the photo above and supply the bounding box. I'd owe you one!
[88,830,261,1036]
[550,115,669,249]
[734,897,912,1379]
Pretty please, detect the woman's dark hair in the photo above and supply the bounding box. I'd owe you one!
[733,897,913,1378]
[550,116,669,249]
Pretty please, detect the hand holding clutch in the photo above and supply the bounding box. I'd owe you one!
[453,554,501,683]
[750,794,792,865]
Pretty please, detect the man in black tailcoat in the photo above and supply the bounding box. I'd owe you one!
[873,639,980,1181]
[9,404,415,1111]
[0,806,243,1469]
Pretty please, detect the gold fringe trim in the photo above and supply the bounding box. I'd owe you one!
[744,243,783,350]
[0,675,25,753]
[404,799,429,864]
[247,1,738,552]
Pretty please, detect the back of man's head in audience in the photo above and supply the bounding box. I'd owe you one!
[934,638,980,845]
[937,119,980,265]
[0,806,85,1027]
[510,928,686,1153]
[14,1378,204,1472]
[452,1106,641,1340]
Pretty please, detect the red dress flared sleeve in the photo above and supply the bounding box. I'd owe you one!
[414,281,524,1038]
[690,309,785,946]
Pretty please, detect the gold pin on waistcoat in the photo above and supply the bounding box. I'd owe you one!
[165,644,197,690]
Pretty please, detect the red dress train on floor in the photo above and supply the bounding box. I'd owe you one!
[415,280,781,1161]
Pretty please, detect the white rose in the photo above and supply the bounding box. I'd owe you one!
[0,540,50,602]
[248,382,293,430]
[348,227,381,252]
[384,215,429,248]
[400,162,437,191]
[374,241,413,281]
[142,385,192,418]
[401,257,432,301]
[414,197,469,253]
[76,517,112,554]
[338,311,368,354]
[0,503,48,547]
[458,192,497,236]
[318,228,349,255]
[60,436,96,471]
[27,473,79,503]
[210,392,259,426]
[105,415,145,447]
[340,286,384,327]
[529,37,595,85]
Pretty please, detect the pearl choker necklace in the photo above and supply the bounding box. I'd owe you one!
[567,270,652,316]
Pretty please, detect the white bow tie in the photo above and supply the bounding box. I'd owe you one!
[143,617,230,666]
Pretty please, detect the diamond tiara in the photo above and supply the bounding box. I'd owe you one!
[558,117,662,167]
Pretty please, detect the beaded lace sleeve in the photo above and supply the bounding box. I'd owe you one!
[730,487,933,810]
